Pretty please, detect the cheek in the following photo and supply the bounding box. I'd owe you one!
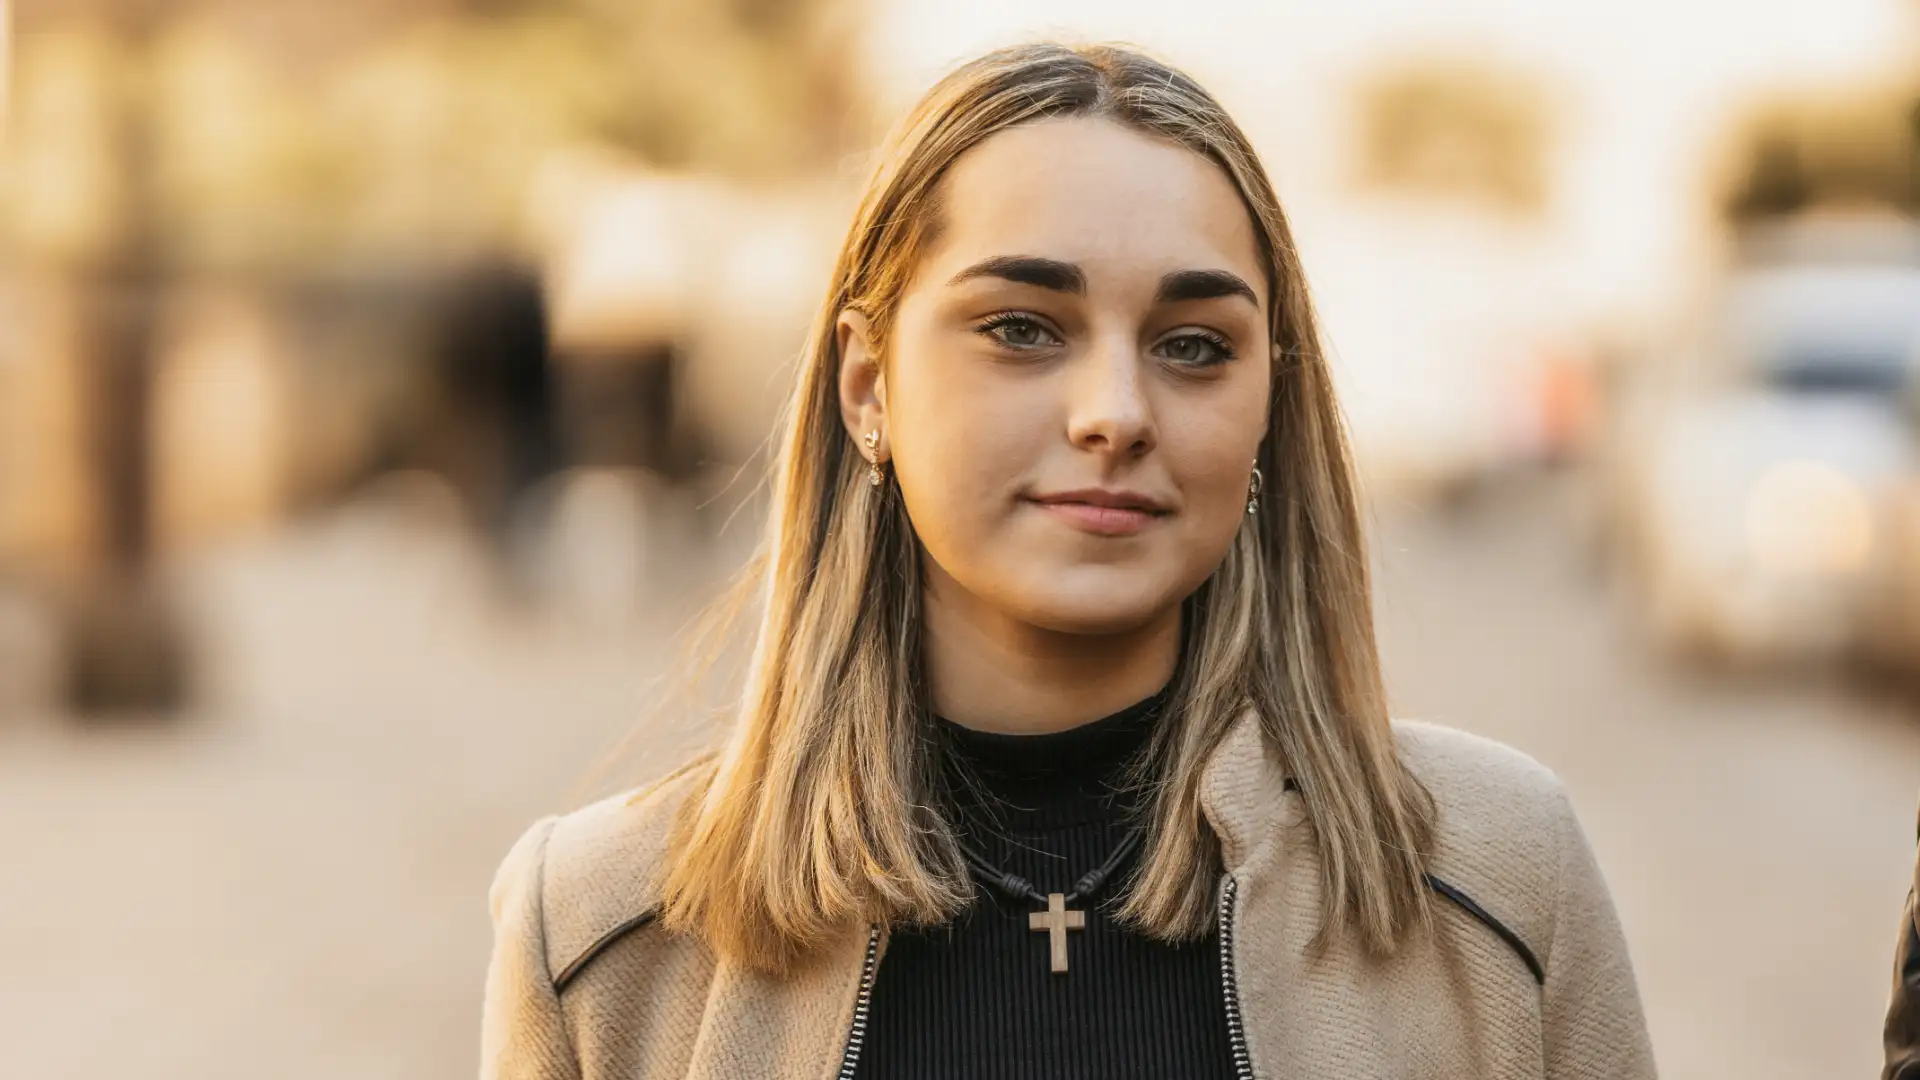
[885,338,1049,547]
[1163,390,1269,539]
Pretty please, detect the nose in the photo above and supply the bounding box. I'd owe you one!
[1064,335,1156,459]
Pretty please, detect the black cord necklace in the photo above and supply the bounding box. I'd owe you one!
[959,825,1145,976]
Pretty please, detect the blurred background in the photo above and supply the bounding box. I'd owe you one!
[3,0,1920,1077]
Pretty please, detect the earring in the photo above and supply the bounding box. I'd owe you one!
[1246,465,1262,515]
[864,430,884,487]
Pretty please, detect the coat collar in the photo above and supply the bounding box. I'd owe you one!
[1198,708,1305,873]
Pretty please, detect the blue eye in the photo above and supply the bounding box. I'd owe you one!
[1157,331,1235,367]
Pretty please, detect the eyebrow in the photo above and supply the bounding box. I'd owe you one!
[946,256,1259,309]
[947,255,1084,293]
[1154,268,1259,309]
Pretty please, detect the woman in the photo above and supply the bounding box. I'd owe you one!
[480,42,1656,1080]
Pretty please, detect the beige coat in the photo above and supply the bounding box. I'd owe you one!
[479,715,1658,1080]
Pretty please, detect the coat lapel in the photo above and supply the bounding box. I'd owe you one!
[682,924,875,1080]
[1201,711,1489,1080]
[1198,709,1299,869]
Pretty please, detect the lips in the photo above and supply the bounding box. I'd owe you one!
[1027,488,1172,537]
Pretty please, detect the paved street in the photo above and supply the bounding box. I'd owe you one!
[2,472,1916,1079]
[1375,476,1920,1080]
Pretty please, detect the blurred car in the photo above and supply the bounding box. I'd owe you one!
[1600,215,1920,668]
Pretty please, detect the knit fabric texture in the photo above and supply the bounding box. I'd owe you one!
[478,713,1660,1080]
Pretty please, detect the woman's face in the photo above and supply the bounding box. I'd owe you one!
[840,116,1273,635]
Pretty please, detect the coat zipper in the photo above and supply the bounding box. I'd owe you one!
[835,925,883,1079]
[1218,875,1258,1080]
[838,896,1254,1080]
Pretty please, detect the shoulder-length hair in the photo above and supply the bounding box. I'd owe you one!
[659,41,1435,975]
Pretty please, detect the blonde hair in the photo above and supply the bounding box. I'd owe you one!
[660,41,1434,975]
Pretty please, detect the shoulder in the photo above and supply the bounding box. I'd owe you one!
[1391,720,1585,975]
[1392,718,1570,820]
[489,755,716,990]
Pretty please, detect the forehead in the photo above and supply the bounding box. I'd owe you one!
[918,116,1266,296]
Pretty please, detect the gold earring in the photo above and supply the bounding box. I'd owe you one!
[1247,465,1262,515]
[864,430,884,487]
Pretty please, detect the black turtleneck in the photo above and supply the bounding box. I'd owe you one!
[849,692,1237,1080]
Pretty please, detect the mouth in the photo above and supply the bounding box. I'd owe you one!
[1025,488,1173,537]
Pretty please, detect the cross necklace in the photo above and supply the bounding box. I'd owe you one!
[960,826,1145,975]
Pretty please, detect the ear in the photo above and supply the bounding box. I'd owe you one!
[836,308,888,462]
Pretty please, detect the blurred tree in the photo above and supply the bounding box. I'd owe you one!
[7,0,868,266]
[1721,84,1920,222]
[7,0,197,715]
[1350,57,1557,218]
[1728,132,1811,221]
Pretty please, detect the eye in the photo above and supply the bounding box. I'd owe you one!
[976,313,1061,351]
[1155,330,1236,367]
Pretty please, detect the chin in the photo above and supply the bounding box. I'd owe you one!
[1001,570,1186,636]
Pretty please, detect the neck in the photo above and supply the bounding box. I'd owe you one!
[922,565,1180,735]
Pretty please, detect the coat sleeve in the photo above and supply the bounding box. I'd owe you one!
[1883,808,1920,1080]
[479,815,582,1080]
[1539,785,1659,1080]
